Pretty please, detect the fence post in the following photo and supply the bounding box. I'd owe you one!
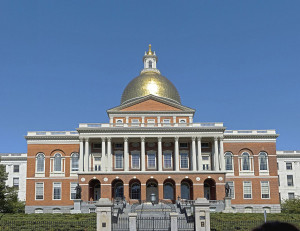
[194,198,210,231]
[95,198,113,231]
[170,212,178,231]
[128,213,137,231]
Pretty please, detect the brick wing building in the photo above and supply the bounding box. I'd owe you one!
[25,45,280,213]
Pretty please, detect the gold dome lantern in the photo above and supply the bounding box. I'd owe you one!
[121,45,181,105]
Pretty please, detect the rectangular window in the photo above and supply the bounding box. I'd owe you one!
[180,153,189,169]
[147,119,155,124]
[131,119,140,126]
[227,181,235,198]
[163,119,171,126]
[131,153,140,169]
[115,153,123,169]
[202,142,209,148]
[147,153,156,169]
[163,153,172,169]
[287,175,294,186]
[261,181,270,199]
[70,182,77,200]
[93,143,102,149]
[243,181,252,199]
[35,182,44,200]
[13,178,19,189]
[115,143,123,149]
[202,155,210,170]
[179,143,188,148]
[13,165,19,173]
[286,162,293,170]
[53,182,61,200]
[288,192,295,200]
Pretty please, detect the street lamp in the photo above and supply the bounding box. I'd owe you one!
[150,193,156,206]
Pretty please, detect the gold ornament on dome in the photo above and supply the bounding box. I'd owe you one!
[121,72,181,105]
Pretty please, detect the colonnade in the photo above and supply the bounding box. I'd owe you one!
[79,137,225,173]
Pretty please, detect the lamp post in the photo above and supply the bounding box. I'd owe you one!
[150,193,156,206]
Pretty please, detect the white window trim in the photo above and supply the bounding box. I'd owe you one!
[147,151,157,169]
[51,153,65,175]
[147,119,155,127]
[115,119,124,127]
[225,152,234,174]
[258,152,269,175]
[202,154,211,171]
[243,181,252,199]
[35,182,44,201]
[70,182,77,200]
[71,153,79,173]
[227,181,235,199]
[286,162,293,170]
[287,175,294,187]
[131,151,141,169]
[163,151,173,169]
[114,151,124,169]
[131,119,140,127]
[53,182,62,200]
[35,153,45,176]
[261,181,270,199]
[239,153,254,175]
[179,150,189,169]
[162,119,171,127]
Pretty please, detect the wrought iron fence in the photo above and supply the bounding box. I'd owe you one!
[178,216,194,231]
[137,216,170,231]
[0,219,96,231]
[112,216,129,231]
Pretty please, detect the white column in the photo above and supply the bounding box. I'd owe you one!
[79,140,84,172]
[175,137,179,171]
[107,138,112,171]
[219,138,225,171]
[84,140,89,172]
[101,138,106,172]
[141,116,145,127]
[192,137,197,171]
[214,137,219,171]
[141,137,145,171]
[197,137,202,171]
[124,137,129,171]
[158,137,162,171]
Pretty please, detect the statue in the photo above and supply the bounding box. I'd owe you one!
[225,182,231,198]
[75,183,82,199]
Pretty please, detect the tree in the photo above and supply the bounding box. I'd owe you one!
[0,164,24,213]
[281,198,300,214]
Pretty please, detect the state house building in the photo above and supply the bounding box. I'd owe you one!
[25,46,280,213]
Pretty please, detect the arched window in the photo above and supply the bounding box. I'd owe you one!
[130,183,141,200]
[114,182,124,199]
[225,152,233,171]
[36,153,45,172]
[242,152,250,171]
[71,153,79,172]
[148,60,152,68]
[163,182,174,200]
[54,153,62,172]
[259,152,268,170]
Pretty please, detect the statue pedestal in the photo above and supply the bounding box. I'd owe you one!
[223,197,234,213]
[71,199,82,213]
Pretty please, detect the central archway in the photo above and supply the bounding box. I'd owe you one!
[146,179,158,203]
[203,178,216,200]
[89,179,101,201]
[112,179,124,200]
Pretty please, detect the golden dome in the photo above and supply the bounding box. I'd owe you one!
[121,72,181,105]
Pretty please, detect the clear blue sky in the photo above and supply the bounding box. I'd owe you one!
[0,0,299,153]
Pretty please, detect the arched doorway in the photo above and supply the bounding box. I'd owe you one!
[203,178,216,200]
[89,179,101,201]
[181,179,193,200]
[146,179,158,203]
[129,179,141,201]
[163,179,176,202]
[112,179,124,199]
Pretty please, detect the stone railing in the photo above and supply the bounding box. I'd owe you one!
[224,130,276,134]
[27,131,78,136]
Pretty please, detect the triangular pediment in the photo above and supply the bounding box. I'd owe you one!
[107,95,195,113]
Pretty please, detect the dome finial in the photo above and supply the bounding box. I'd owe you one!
[147,44,152,55]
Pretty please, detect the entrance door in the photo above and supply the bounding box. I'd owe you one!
[146,181,158,203]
